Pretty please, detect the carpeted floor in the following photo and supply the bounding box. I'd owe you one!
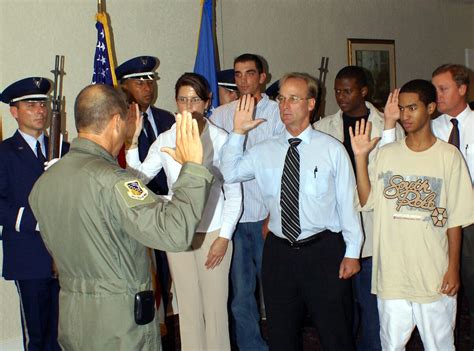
[162,291,472,350]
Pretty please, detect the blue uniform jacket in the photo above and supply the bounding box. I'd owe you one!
[0,130,69,280]
[138,106,175,195]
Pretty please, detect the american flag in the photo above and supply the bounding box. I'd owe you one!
[92,12,117,86]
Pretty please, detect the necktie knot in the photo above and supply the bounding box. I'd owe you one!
[451,119,458,127]
[288,138,302,148]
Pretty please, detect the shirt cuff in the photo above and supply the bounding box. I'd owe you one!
[344,244,362,259]
[380,128,396,147]
[218,223,235,240]
[180,162,214,182]
[15,207,24,232]
[125,148,140,167]
[228,132,246,146]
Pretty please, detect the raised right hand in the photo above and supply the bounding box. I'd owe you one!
[349,119,380,157]
[233,94,266,134]
[383,89,401,129]
[161,111,203,165]
[125,102,143,148]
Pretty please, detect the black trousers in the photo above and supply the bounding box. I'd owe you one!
[461,224,474,350]
[262,232,355,351]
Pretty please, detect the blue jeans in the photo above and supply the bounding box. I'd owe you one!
[230,220,268,350]
[353,257,381,351]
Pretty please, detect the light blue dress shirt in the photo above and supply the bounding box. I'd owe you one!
[220,125,363,258]
[210,93,284,222]
[18,129,46,157]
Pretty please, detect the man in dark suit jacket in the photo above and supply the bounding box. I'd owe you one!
[116,56,175,314]
[0,77,69,350]
[116,56,175,194]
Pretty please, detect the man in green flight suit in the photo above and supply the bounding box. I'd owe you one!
[29,84,213,350]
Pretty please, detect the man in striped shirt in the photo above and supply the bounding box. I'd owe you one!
[210,53,284,350]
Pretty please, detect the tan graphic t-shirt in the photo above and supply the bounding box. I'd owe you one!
[363,138,473,303]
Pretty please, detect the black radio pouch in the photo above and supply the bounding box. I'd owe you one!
[134,290,155,325]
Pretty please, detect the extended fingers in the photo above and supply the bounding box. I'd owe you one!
[365,120,372,137]
[237,94,253,112]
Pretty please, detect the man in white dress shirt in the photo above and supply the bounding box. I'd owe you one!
[210,53,284,350]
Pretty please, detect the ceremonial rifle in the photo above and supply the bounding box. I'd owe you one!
[313,56,329,124]
[49,55,65,160]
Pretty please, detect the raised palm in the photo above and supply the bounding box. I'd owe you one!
[384,89,401,124]
[233,94,265,134]
[349,119,380,156]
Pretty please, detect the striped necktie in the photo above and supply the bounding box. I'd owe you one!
[280,138,302,243]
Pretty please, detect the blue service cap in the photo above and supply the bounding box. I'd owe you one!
[217,69,238,91]
[115,56,159,81]
[265,80,280,99]
[0,77,52,105]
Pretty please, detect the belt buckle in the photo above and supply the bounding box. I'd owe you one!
[289,241,301,249]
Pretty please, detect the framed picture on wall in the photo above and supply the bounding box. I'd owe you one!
[347,38,396,109]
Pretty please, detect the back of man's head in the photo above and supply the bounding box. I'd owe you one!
[400,79,437,107]
[335,66,368,88]
[234,53,264,74]
[74,84,128,134]
[432,64,470,90]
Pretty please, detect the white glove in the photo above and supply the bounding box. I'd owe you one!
[44,158,60,171]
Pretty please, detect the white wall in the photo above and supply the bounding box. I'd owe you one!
[1,0,473,141]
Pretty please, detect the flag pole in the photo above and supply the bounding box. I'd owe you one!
[98,0,102,13]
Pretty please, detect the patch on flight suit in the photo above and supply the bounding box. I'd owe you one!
[115,179,155,208]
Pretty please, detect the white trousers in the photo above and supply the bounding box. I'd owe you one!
[377,295,456,351]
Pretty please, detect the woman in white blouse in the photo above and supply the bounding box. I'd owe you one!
[126,73,242,350]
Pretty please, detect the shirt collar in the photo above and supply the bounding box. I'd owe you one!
[447,105,471,125]
[255,93,270,110]
[145,106,153,119]
[281,125,312,145]
[18,129,45,151]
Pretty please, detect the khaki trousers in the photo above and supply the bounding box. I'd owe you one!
[167,229,232,351]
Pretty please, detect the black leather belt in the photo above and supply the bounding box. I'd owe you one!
[270,230,334,249]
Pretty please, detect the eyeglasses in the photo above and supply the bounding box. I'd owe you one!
[276,95,311,104]
[177,96,203,105]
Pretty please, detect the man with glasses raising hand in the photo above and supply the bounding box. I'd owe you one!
[220,72,363,351]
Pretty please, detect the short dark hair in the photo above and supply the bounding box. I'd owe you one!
[174,73,211,102]
[432,64,470,88]
[280,72,319,99]
[74,84,128,134]
[234,53,264,74]
[400,79,437,106]
[335,66,368,88]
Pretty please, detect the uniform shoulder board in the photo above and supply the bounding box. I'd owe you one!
[115,178,155,208]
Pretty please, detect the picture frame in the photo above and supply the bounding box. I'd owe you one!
[347,38,396,109]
